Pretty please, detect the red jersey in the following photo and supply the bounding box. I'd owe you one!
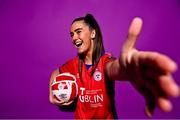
[59,53,118,119]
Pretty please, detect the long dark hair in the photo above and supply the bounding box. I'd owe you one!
[71,14,105,79]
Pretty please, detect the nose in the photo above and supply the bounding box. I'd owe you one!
[72,33,78,41]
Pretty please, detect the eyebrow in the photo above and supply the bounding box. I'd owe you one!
[70,28,83,35]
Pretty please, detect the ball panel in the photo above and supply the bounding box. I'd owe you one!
[51,73,78,103]
[56,76,75,82]
[69,82,77,102]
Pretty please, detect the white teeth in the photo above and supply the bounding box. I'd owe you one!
[74,40,83,47]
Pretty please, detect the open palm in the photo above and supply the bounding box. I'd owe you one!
[120,18,179,117]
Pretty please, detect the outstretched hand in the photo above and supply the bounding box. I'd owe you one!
[120,17,180,117]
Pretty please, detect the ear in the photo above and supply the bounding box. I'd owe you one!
[91,30,96,39]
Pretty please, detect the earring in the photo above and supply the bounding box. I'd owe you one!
[91,34,95,39]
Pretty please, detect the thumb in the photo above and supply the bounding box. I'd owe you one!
[122,17,143,52]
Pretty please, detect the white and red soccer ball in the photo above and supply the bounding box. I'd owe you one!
[51,73,78,103]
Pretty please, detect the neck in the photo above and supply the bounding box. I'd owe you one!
[84,53,92,65]
[84,40,93,65]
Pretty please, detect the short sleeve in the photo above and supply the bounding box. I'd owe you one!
[59,57,78,75]
[103,53,116,65]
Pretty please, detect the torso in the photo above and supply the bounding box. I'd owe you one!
[59,53,117,119]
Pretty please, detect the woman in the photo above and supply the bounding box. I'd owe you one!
[49,14,179,119]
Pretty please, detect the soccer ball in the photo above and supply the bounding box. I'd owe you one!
[51,73,78,103]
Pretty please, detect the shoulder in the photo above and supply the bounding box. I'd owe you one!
[59,56,78,73]
[101,52,116,62]
[62,57,78,66]
[98,52,116,69]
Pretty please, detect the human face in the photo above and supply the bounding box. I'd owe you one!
[70,20,94,55]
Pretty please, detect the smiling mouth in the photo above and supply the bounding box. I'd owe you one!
[74,40,83,47]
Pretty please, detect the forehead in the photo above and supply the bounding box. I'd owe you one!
[70,20,88,31]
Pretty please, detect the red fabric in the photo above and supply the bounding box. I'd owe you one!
[59,53,116,119]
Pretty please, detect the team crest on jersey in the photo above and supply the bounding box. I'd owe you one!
[93,71,102,81]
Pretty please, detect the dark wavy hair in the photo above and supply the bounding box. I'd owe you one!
[72,14,105,79]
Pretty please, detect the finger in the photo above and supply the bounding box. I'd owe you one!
[145,103,156,118]
[52,96,65,105]
[157,97,172,112]
[141,72,179,112]
[144,77,173,112]
[122,17,143,52]
[158,75,180,97]
[131,79,156,117]
[140,67,180,97]
[53,95,74,106]
[137,51,177,74]
[143,89,156,117]
[143,87,172,116]
[147,82,172,112]
[147,96,173,113]
[61,101,73,106]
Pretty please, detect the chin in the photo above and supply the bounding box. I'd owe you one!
[77,48,84,54]
[77,50,87,57]
[77,50,84,55]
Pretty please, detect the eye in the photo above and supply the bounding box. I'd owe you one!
[76,30,81,34]
[70,33,74,38]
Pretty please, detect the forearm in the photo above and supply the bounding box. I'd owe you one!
[105,59,128,81]
[49,69,59,103]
